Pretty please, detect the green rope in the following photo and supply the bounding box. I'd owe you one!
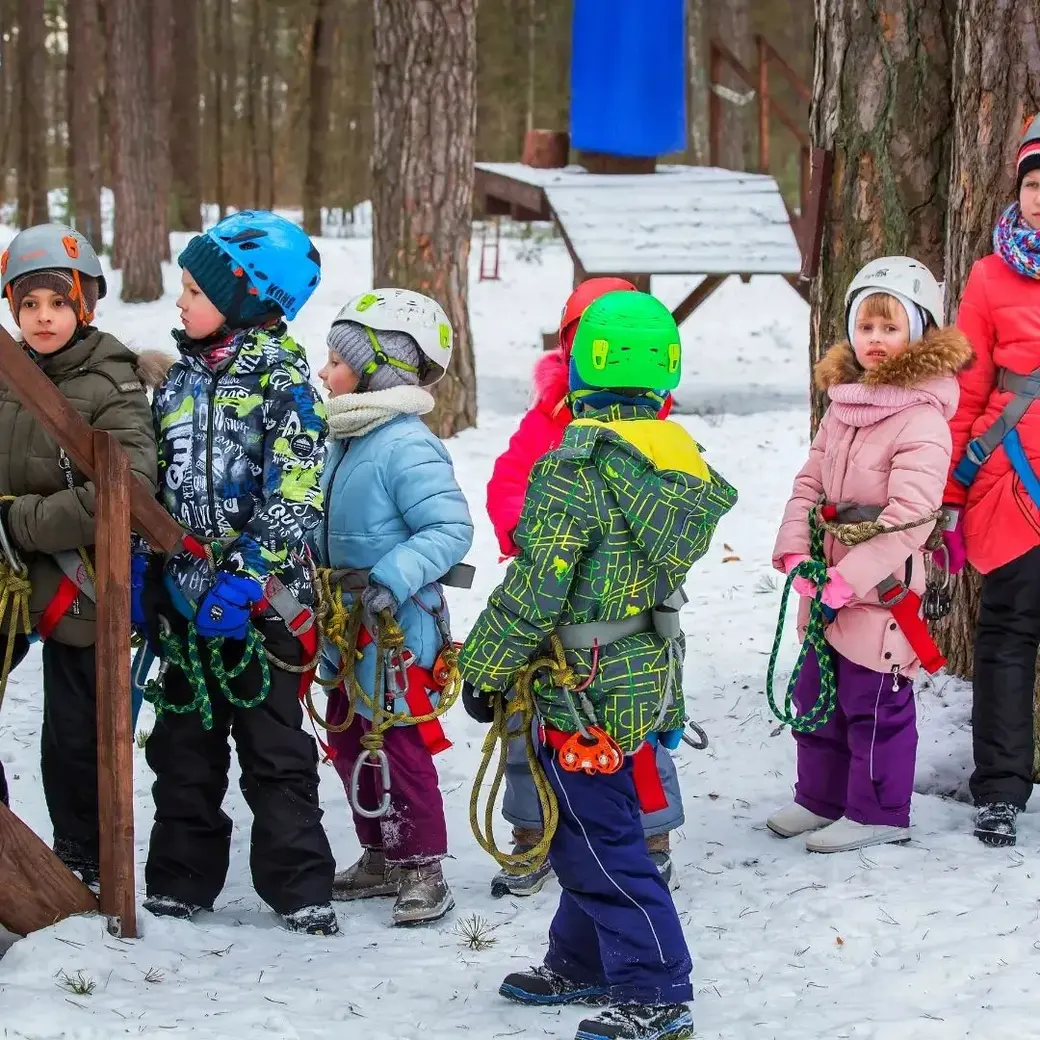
[143,621,271,730]
[765,514,838,733]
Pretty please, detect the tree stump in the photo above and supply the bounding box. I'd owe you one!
[522,129,569,169]
[0,803,98,937]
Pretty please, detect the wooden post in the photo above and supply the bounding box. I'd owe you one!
[671,275,727,327]
[94,431,136,938]
[522,129,569,168]
[709,42,722,166]
[758,36,769,173]
[0,804,98,936]
[799,148,833,282]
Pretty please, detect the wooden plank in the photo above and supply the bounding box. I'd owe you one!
[799,148,833,282]
[784,272,812,303]
[473,167,550,220]
[755,34,811,102]
[0,802,98,936]
[94,432,137,938]
[0,325,183,553]
[672,275,728,327]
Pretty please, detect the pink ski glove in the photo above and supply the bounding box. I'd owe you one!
[821,568,855,610]
[782,553,816,597]
[934,506,967,575]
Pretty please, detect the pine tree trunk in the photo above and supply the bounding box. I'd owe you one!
[246,0,263,209]
[152,0,173,260]
[935,0,1040,749]
[710,0,751,171]
[213,0,227,220]
[66,0,102,251]
[110,0,163,301]
[17,0,47,226]
[303,0,335,237]
[170,0,201,231]
[371,0,478,439]
[807,0,952,433]
[685,0,708,163]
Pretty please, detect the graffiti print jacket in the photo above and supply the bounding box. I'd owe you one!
[152,323,327,607]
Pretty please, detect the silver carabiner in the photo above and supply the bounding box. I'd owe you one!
[682,717,709,750]
[0,512,26,576]
[384,648,414,698]
[349,748,392,819]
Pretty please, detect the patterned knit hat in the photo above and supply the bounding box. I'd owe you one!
[10,268,99,323]
[1018,113,1040,190]
[178,233,280,329]
[327,320,422,391]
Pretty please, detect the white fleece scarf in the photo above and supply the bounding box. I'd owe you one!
[326,385,434,438]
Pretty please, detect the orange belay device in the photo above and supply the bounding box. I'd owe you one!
[0,323,185,940]
[557,725,624,775]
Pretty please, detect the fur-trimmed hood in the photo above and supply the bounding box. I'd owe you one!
[814,327,974,392]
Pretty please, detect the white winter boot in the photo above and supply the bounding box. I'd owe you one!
[804,817,910,853]
[766,801,834,838]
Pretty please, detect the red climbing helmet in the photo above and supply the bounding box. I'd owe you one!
[558,277,637,353]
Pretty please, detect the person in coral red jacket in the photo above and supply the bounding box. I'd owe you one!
[483,277,685,899]
[941,115,1040,848]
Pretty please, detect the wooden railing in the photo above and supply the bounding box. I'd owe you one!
[709,34,817,266]
[0,325,184,939]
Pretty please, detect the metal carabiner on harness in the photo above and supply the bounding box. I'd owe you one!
[922,543,953,621]
[349,748,392,819]
[681,717,709,750]
[0,511,26,577]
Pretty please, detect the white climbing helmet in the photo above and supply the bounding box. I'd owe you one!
[332,288,453,386]
[844,256,945,329]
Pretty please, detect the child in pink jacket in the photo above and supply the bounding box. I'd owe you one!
[484,276,688,898]
[769,257,972,853]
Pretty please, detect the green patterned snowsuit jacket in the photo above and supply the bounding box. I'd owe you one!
[460,402,738,753]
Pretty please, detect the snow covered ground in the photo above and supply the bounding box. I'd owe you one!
[0,231,1026,1040]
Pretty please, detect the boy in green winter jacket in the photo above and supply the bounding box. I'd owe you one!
[460,291,737,1040]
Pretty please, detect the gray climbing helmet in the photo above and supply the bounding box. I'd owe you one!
[0,223,107,300]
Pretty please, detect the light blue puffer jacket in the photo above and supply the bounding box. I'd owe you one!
[311,410,474,723]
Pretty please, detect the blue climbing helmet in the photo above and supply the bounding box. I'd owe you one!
[202,210,321,321]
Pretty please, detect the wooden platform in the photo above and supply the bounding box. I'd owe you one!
[475,161,807,341]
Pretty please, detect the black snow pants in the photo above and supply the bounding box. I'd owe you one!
[971,544,1040,810]
[0,635,101,874]
[145,613,335,915]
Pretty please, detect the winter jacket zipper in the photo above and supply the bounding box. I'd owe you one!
[205,369,219,533]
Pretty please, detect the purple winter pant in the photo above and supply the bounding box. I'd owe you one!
[327,693,448,865]
[792,648,917,828]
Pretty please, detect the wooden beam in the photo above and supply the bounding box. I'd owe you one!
[0,802,98,936]
[473,168,551,221]
[672,275,728,327]
[94,432,136,939]
[754,34,811,102]
[0,326,183,553]
[799,148,833,282]
[784,272,812,304]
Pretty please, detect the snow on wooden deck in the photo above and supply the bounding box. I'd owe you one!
[476,162,802,276]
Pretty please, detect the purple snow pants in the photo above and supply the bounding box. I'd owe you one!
[792,648,917,828]
[327,695,448,865]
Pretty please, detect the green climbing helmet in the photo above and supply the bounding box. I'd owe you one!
[570,290,682,392]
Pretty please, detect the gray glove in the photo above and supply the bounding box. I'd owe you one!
[362,582,398,617]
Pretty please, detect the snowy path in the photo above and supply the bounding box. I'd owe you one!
[0,235,1030,1040]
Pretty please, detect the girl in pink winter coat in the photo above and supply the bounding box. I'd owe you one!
[768,257,972,854]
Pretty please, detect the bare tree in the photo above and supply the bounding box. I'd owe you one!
[109,0,164,300]
[372,0,478,438]
[66,0,102,250]
[152,0,173,259]
[170,0,201,231]
[686,0,708,162]
[709,0,751,171]
[17,0,47,226]
[807,0,951,431]
[303,0,336,236]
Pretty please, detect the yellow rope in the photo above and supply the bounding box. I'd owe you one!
[0,562,32,714]
[469,635,578,876]
[814,507,944,550]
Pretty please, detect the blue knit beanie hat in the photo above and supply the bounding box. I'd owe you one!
[178,234,280,329]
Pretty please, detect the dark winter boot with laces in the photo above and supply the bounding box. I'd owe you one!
[142,894,207,921]
[974,802,1019,847]
[499,965,610,1006]
[282,902,340,936]
[575,1003,695,1040]
[490,828,554,897]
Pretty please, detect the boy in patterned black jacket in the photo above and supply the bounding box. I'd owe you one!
[133,212,337,936]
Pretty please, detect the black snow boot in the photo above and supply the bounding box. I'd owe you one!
[575,1003,695,1040]
[282,902,340,936]
[142,894,207,921]
[974,802,1019,847]
[499,965,610,1006]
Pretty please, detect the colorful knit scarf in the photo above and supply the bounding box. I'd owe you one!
[994,202,1040,279]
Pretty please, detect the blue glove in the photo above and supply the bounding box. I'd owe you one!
[194,571,263,640]
[362,582,398,617]
[131,552,151,630]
